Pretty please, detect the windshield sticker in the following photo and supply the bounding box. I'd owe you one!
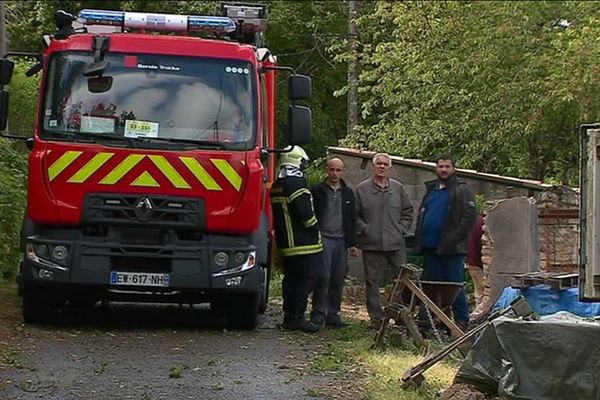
[49,120,57,128]
[136,63,181,72]
[45,109,52,116]
[225,66,249,75]
[124,120,159,138]
[81,116,115,133]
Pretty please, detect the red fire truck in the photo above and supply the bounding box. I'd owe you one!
[0,4,312,329]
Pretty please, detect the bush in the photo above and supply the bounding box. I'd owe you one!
[0,138,27,280]
[0,62,38,280]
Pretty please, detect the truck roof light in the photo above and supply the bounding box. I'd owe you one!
[77,9,236,34]
[188,16,236,33]
[78,9,124,27]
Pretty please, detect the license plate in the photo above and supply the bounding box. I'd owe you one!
[110,271,170,287]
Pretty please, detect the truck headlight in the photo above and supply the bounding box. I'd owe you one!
[52,245,69,262]
[233,251,246,265]
[213,251,256,277]
[214,251,229,267]
[25,242,69,272]
[35,244,49,258]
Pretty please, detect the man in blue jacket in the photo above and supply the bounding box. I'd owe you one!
[415,154,477,331]
[310,157,358,328]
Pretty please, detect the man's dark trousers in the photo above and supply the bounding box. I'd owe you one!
[311,236,347,324]
[422,249,469,325]
[282,254,319,320]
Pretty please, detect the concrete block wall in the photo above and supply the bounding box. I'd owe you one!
[477,197,540,316]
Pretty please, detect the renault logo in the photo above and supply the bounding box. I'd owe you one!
[135,197,153,221]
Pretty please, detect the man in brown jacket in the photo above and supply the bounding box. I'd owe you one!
[355,153,414,329]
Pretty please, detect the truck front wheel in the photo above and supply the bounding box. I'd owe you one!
[259,265,269,314]
[227,293,259,330]
[22,286,50,324]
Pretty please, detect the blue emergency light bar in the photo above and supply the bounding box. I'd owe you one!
[77,9,237,34]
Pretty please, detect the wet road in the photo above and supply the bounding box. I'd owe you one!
[0,301,340,400]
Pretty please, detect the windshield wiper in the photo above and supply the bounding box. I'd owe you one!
[137,137,226,149]
[54,131,135,147]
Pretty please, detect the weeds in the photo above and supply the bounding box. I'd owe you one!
[310,318,456,400]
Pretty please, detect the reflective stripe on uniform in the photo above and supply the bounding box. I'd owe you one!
[289,187,310,202]
[303,215,317,228]
[279,242,324,257]
[272,195,294,248]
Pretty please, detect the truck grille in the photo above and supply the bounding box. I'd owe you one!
[82,194,205,230]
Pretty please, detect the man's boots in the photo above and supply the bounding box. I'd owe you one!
[283,314,321,333]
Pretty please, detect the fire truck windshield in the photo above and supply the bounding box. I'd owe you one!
[41,52,257,150]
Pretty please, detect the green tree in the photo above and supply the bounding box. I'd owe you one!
[341,1,600,184]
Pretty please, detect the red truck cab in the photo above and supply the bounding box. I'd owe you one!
[0,5,312,329]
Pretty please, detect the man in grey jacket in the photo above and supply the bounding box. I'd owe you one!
[355,153,414,329]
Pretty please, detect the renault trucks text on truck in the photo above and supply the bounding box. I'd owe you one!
[0,4,312,329]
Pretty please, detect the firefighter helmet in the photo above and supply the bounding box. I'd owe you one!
[278,146,309,170]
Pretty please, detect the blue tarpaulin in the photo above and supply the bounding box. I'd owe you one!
[493,284,600,317]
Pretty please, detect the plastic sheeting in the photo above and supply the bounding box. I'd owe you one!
[455,313,600,400]
[493,284,600,318]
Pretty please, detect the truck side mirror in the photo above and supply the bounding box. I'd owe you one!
[287,105,311,145]
[0,90,9,130]
[0,59,15,85]
[288,75,311,101]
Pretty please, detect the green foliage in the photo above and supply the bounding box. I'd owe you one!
[266,1,348,159]
[340,1,600,184]
[0,61,41,280]
[304,156,327,187]
[0,137,27,280]
[9,62,41,135]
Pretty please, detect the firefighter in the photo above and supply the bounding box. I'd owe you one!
[270,146,323,333]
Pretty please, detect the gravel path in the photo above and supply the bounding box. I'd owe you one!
[0,299,359,400]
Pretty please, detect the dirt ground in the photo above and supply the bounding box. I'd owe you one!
[0,288,366,400]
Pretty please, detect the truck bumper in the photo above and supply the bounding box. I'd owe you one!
[19,232,263,302]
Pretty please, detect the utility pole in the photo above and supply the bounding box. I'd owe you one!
[347,0,358,136]
[0,1,6,57]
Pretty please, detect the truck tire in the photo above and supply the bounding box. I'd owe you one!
[22,286,50,324]
[259,265,269,314]
[227,293,259,330]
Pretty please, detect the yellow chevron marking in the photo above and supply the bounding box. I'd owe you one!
[48,151,83,181]
[149,155,190,189]
[100,154,145,184]
[179,157,222,191]
[131,171,160,187]
[211,159,242,191]
[67,152,114,183]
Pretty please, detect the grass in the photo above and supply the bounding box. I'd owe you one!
[269,268,283,298]
[268,266,457,398]
[310,319,458,400]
